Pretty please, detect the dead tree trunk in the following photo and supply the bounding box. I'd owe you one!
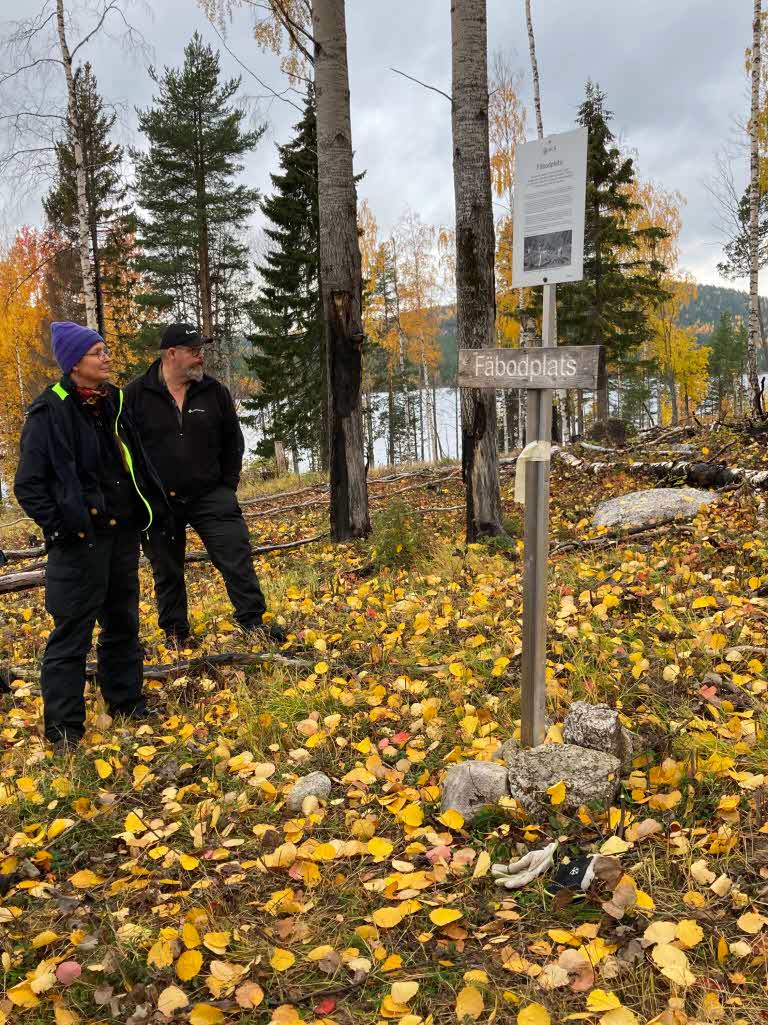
[312,0,370,538]
[56,0,98,330]
[749,0,764,416]
[452,0,503,540]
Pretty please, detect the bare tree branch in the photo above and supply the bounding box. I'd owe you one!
[69,0,121,60]
[390,67,452,104]
[205,16,304,113]
[0,58,63,88]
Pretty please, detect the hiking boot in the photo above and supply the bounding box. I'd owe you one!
[51,734,81,758]
[111,700,163,723]
[165,633,202,651]
[245,621,287,644]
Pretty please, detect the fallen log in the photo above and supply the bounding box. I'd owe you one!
[7,650,315,683]
[0,532,329,595]
[553,450,768,491]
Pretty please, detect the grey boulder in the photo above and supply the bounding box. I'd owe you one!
[285,770,332,813]
[440,761,510,824]
[563,701,635,772]
[501,741,621,812]
[592,487,714,530]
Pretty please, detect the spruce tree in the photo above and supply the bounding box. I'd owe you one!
[558,82,669,420]
[44,63,132,339]
[705,312,747,414]
[246,86,326,466]
[133,34,263,372]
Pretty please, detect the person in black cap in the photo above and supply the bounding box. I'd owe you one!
[123,324,284,645]
[14,322,170,754]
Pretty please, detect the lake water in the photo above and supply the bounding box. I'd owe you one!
[242,386,466,470]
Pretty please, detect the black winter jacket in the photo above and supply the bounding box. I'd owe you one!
[123,360,245,502]
[14,376,170,548]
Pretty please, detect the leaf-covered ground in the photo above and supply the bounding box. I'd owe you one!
[2,434,768,1025]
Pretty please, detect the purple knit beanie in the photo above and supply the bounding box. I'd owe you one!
[51,322,104,374]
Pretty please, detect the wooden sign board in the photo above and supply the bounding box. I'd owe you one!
[458,345,602,391]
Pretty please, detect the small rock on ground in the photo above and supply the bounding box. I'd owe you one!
[563,701,635,772]
[440,761,509,824]
[501,742,620,812]
[285,770,332,813]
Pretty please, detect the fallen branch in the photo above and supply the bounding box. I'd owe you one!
[0,517,32,533]
[551,516,690,555]
[0,533,329,594]
[710,673,765,714]
[7,650,315,683]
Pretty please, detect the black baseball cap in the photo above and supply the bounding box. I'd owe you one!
[160,323,214,349]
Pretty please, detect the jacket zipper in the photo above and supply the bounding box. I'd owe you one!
[114,389,154,532]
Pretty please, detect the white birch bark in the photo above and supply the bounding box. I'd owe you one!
[749,0,764,415]
[452,0,503,539]
[525,0,544,139]
[56,0,98,331]
[311,0,370,538]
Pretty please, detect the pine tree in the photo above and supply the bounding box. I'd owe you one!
[247,86,327,467]
[557,82,669,421]
[43,63,132,340]
[133,33,263,374]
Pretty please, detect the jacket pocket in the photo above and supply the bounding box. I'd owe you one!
[44,542,100,619]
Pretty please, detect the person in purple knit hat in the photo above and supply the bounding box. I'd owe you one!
[14,322,171,756]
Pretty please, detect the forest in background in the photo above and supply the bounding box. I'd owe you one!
[1,4,767,486]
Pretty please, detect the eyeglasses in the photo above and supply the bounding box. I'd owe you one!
[84,346,111,361]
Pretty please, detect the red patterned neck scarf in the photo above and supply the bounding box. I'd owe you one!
[75,385,108,409]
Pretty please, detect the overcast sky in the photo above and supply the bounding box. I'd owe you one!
[0,0,756,290]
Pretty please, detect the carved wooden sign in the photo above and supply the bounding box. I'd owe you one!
[458,345,603,391]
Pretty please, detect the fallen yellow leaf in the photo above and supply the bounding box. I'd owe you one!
[391,980,419,1004]
[189,1004,225,1025]
[271,948,296,972]
[455,984,484,1021]
[176,949,203,981]
[69,869,105,888]
[547,781,566,806]
[651,943,696,986]
[430,907,463,927]
[586,990,620,1012]
[518,1002,551,1025]
[158,986,189,1015]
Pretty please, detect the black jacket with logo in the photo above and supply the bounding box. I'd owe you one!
[14,376,170,547]
[123,360,245,502]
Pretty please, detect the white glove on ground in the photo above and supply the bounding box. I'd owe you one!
[491,841,558,889]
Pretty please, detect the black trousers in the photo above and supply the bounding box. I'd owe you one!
[41,529,143,741]
[142,485,267,639]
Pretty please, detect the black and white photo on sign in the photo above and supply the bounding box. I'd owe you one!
[524,228,573,272]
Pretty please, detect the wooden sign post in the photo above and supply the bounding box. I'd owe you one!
[458,338,603,746]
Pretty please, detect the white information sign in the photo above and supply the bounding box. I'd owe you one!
[512,127,588,288]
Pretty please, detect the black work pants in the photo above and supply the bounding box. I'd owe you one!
[142,485,266,639]
[41,529,143,741]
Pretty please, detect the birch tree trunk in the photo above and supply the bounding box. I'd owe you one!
[749,0,764,416]
[525,0,544,139]
[56,0,98,331]
[452,0,503,540]
[312,0,370,539]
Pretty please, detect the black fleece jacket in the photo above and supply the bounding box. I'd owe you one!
[123,360,245,502]
[14,376,170,547]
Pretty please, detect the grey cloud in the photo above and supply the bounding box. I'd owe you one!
[1,0,757,289]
